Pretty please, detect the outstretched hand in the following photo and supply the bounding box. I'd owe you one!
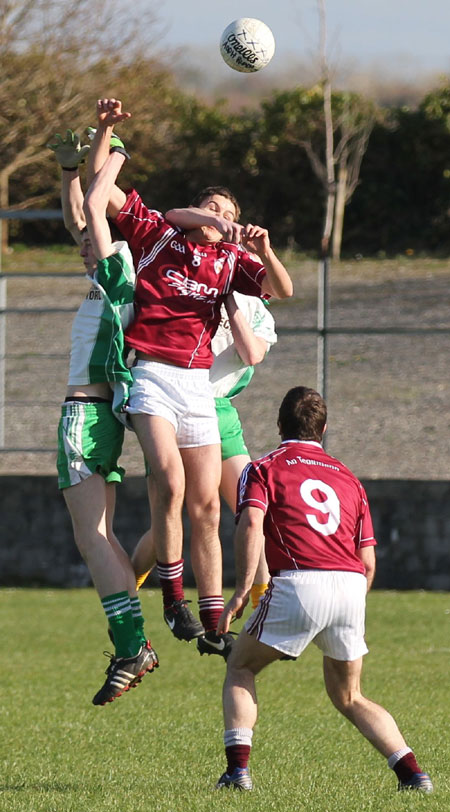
[241,224,271,256]
[46,129,90,168]
[97,98,132,129]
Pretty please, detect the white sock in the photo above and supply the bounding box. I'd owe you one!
[387,747,412,769]
[224,727,253,747]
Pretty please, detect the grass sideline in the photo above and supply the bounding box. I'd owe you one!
[1,588,448,811]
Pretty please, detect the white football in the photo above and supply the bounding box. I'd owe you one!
[219,18,275,73]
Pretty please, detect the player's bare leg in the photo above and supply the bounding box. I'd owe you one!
[182,443,229,656]
[132,414,203,640]
[323,656,432,791]
[131,414,185,563]
[132,526,156,589]
[219,454,250,512]
[64,474,129,597]
[223,631,280,727]
[104,482,140,596]
[220,454,269,610]
[323,656,407,755]
[64,475,156,704]
[182,443,222,596]
[102,483,152,652]
[217,630,281,789]
[132,476,159,588]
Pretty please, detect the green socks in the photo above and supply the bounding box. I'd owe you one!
[101,591,140,658]
[130,596,147,647]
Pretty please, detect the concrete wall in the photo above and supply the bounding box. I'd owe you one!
[1,476,449,590]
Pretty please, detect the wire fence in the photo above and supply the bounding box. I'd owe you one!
[1,210,450,479]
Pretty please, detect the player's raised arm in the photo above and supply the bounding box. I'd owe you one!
[61,171,85,246]
[83,150,128,260]
[242,224,293,299]
[87,98,131,218]
[47,129,90,245]
[224,294,268,366]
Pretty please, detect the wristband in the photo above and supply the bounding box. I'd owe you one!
[109,146,130,160]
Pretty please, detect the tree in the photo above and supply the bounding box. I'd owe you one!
[420,77,450,127]
[0,0,162,245]
[256,1,377,259]
[304,0,378,259]
[346,83,450,256]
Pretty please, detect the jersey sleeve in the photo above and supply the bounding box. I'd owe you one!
[95,242,135,309]
[248,298,277,348]
[236,462,268,521]
[232,251,267,297]
[114,189,165,253]
[356,484,377,548]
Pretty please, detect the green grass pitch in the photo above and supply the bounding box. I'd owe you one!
[1,588,448,811]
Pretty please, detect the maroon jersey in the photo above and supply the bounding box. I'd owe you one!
[236,440,376,575]
[115,190,266,368]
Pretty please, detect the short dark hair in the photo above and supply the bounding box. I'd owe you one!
[190,186,241,222]
[278,386,327,443]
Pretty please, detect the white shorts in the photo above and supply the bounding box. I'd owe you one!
[127,360,220,448]
[245,570,368,661]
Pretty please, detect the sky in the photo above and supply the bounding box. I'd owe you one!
[151,0,450,90]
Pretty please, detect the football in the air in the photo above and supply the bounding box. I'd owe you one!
[219,18,275,73]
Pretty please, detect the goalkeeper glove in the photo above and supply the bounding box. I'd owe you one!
[46,129,90,170]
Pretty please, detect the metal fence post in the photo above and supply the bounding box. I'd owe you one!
[0,219,5,446]
[317,256,329,449]
[317,255,329,400]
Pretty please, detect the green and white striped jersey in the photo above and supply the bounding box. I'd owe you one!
[209,292,277,399]
[68,241,135,413]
